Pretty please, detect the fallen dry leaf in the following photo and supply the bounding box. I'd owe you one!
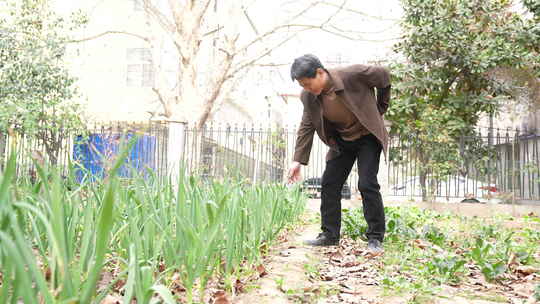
[516,266,539,276]
[212,290,231,304]
[234,279,246,293]
[256,264,267,277]
[413,239,429,249]
[113,279,126,292]
[321,274,334,281]
[100,295,121,304]
[44,267,52,281]
[343,261,361,267]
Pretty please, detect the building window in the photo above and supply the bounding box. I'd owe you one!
[126,48,154,87]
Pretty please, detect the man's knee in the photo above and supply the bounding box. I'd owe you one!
[358,178,379,193]
[321,178,343,195]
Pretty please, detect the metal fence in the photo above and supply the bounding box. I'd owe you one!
[180,123,359,190]
[1,122,538,202]
[0,122,169,179]
[388,127,540,202]
[0,121,357,189]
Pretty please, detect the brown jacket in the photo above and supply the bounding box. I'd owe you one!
[293,64,391,165]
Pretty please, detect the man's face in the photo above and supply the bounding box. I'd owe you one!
[297,68,327,95]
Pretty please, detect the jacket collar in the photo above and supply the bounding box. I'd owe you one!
[327,69,344,92]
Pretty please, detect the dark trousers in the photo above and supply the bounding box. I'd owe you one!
[320,134,385,241]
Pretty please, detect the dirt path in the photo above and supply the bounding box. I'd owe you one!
[233,199,394,304]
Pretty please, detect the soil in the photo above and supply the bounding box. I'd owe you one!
[232,199,540,304]
[233,199,393,304]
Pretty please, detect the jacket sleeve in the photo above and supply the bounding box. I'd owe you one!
[293,106,315,165]
[350,64,392,115]
[351,64,391,89]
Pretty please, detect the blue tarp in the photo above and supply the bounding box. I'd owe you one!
[73,133,156,182]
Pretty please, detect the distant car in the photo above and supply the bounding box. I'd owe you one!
[301,177,352,199]
[390,176,502,203]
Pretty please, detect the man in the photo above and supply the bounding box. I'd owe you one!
[287,54,391,253]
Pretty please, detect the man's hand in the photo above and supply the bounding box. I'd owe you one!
[287,161,302,184]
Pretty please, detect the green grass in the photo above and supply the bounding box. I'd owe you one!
[343,206,540,300]
[0,144,307,303]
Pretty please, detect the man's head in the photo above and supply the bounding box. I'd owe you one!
[290,54,328,95]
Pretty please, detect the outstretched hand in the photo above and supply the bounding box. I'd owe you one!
[287,161,302,184]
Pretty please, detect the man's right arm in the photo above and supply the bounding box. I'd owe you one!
[293,107,315,166]
[288,107,315,183]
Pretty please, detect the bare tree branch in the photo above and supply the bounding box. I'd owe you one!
[68,31,150,43]
[203,25,224,37]
[286,1,323,23]
[321,0,347,26]
[167,0,184,31]
[143,0,176,33]
[327,23,400,35]
[232,34,298,75]
[237,23,394,54]
[195,0,213,29]
[197,60,234,128]
[254,62,290,67]
[243,9,260,35]
[235,0,347,55]
[152,87,171,117]
[319,1,400,21]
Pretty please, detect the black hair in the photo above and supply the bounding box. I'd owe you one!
[290,54,325,81]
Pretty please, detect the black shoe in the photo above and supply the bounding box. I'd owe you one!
[303,233,339,246]
[367,239,383,254]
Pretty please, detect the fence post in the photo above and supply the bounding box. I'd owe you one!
[167,120,187,183]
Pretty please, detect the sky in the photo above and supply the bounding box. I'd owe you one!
[46,0,405,124]
[227,0,404,124]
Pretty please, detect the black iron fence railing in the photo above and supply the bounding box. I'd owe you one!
[1,123,538,202]
[388,127,540,202]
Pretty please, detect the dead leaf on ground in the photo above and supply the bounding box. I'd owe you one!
[234,279,246,293]
[211,290,231,304]
[516,265,539,276]
[100,295,121,304]
[44,267,52,281]
[363,250,384,259]
[256,264,267,277]
[329,250,345,264]
[343,261,361,267]
[170,272,186,293]
[321,274,334,281]
[413,239,429,249]
[113,279,126,292]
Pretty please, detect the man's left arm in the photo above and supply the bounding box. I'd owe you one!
[350,65,392,115]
